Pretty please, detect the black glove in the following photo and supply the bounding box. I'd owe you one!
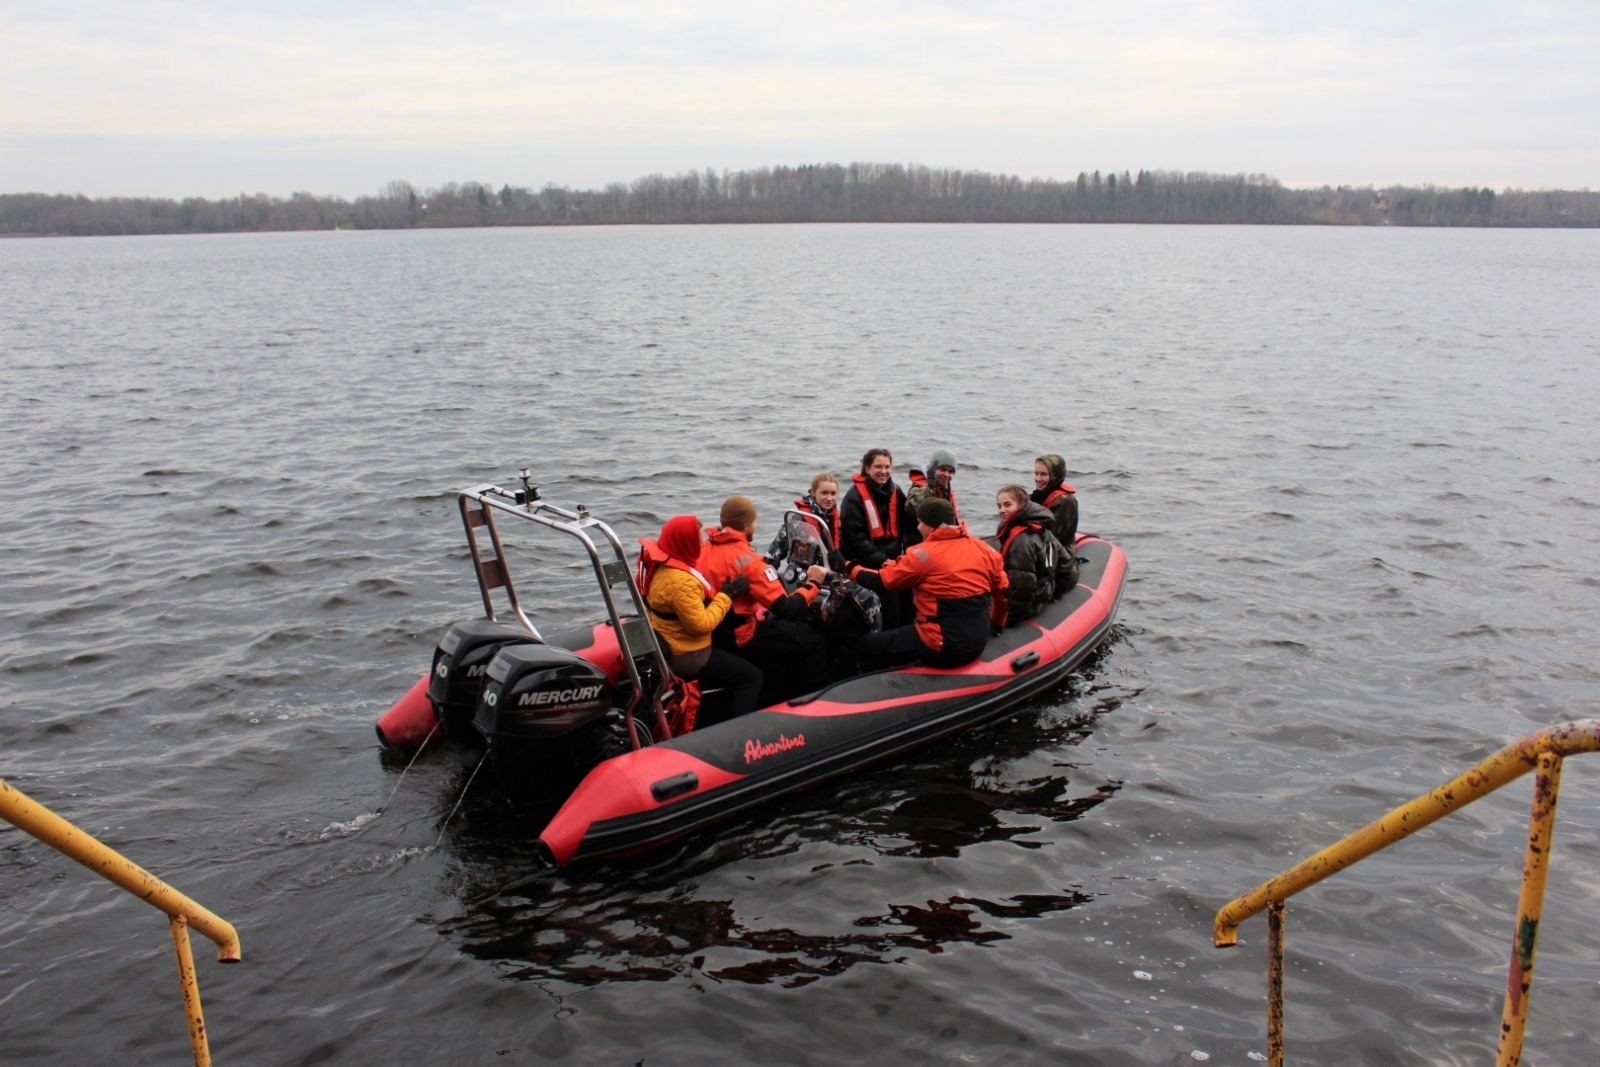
[720,574,751,598]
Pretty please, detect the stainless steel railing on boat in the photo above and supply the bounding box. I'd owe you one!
[1213,719,1600,1067]
[0,777,240,1067]
[456,475,678,749]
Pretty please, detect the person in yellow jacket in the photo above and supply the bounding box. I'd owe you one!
[637,514,762,726]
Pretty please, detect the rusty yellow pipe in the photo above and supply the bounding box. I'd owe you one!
[169,915,213,1067]
[1496,751,1561,1067]
[1214,720,1600,947]
[1266,900,1285,1067]
[0,778,241,962]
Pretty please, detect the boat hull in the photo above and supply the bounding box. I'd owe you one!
[537,536,1126,865]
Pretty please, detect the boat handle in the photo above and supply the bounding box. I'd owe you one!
[1010,651,1040,673]
[650,772,699,802]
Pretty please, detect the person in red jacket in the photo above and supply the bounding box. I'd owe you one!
[700,495,832,705]
[848,498,1009,671]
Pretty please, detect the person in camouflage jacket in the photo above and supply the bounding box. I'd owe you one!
[903,448,958,549]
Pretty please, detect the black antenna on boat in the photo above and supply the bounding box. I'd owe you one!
[516,467,540,508]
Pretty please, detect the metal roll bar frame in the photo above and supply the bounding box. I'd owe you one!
[455,480,677,749]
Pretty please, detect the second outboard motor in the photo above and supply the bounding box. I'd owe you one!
[428,619,538,745]
[475,643,618,796]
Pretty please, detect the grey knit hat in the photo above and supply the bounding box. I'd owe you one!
[927,448,956,473]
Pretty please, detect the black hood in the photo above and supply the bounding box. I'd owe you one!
[999,500,1054,537]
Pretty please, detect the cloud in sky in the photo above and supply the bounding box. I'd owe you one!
[2,0,1596,196]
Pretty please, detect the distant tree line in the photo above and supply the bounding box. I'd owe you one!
[4,164,1596,236]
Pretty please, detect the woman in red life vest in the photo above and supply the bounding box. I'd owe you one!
[1032,453,1079,547]
[839,448,910,628]
[767,472,846,572]
[637,515,762,727]
[994,484,1076,625]
[848,497,1008,671]
[700,496,831,705]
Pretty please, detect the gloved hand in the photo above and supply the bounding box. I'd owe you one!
[720,574,751,598]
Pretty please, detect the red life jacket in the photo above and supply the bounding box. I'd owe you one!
[907,469,960,521]
[1000,517,1046,559]
[636,538,712,600]
[794,497,841,547]
[850,473,901,541]
[1043,485,1076,507]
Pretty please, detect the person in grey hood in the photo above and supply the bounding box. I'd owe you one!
[992,484,1077,625]
[903,448,958,549]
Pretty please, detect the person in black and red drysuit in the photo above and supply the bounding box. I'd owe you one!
[700,495,832,706]
[993,483,1076,625]
[847,497,1009,671]
[839,447,909,628]
[1032,453,1079,547]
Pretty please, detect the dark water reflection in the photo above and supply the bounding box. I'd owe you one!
[2,225,1599,1065]
[437,662,1135,989]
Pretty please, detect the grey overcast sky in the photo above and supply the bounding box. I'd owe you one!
[2,0,1596,197]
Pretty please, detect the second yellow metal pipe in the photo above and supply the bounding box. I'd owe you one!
[1495,752,1561,1067]
[1214,720,1600,946]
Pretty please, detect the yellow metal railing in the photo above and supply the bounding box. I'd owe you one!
[0,778,241,1067]
[1214,719,1600,1067]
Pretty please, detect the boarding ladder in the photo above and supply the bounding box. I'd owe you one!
[1214,719,1600,1067]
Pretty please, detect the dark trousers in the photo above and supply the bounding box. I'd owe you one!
[856,625,984,672]
[852,570,912,632]
[731,617,829,706]
[880,588,914,631]
[671,647,762,728]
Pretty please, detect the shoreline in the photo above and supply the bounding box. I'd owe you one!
[5,217,1599,239]
[5,164,1596,236]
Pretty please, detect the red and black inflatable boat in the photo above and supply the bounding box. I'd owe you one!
[374,478,1125,867]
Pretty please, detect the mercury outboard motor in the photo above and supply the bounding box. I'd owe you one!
[428,619,538,746]
[474,643,618,796]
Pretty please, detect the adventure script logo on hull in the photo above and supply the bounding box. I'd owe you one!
[743,733,806,765]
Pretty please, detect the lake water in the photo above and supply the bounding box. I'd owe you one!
[2,223,1598,1066]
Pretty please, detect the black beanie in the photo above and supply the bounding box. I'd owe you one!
[917,498,957,527]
